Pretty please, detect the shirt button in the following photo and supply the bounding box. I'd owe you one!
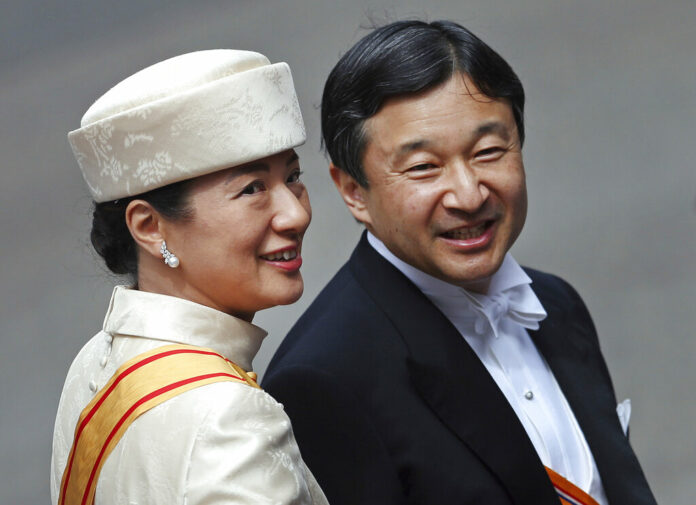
[89,380,98,392]
[100,356,108,367]
[524,390,534,400]
[104,334,113,344]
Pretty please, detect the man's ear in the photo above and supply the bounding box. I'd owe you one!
[125,200,165,261]
[329,164,372,226]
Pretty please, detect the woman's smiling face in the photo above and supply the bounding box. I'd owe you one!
[160,149,311,320]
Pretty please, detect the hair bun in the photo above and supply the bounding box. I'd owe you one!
[90,201,137,275]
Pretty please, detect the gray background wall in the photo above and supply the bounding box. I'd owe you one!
[1,0,694,503]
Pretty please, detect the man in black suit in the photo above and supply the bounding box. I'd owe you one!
[264,20,656,505]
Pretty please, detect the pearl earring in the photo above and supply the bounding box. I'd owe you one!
[160,241,180,268]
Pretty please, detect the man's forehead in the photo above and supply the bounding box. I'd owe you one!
[362,85,515,161]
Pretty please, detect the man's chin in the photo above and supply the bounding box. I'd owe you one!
[438,256,506,294]
[451,275,494,294]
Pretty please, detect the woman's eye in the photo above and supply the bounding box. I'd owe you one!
[240,180,266,195]
[287,170,303,184]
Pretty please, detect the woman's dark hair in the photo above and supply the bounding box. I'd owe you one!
[321,20,525,186]
[90,179,193,275]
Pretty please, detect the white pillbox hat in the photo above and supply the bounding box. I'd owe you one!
[68,49,306,202]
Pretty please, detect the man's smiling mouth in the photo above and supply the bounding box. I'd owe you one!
[441,221,493,240]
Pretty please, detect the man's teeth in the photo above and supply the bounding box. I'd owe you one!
[445,222,488,240]
[262,250,297,261]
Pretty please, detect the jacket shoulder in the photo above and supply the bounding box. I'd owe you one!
[264,261,408,387]
[524,266,602,348]
[524,266,588,309]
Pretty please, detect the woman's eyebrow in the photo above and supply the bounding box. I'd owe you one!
[224,163,270,184]
[286,152,299,166]
[224,152,299,184]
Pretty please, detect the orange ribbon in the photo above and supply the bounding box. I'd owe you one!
[545,466,601,505]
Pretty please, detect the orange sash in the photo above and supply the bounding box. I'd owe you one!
[58,344,259,505]
[545,466,601,505]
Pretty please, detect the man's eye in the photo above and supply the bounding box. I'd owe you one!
[409,163,437,171]
[476,147,504,159]
[240,181,266,195]
[287,170,303,184]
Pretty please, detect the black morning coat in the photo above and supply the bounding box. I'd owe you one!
[263,233,657,505]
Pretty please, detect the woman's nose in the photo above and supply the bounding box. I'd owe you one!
[271,185,311,234]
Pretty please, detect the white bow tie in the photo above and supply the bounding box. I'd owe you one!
[462,284,547,339]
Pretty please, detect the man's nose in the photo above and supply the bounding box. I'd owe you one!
[440,163,490,213]
[271,185,311,234]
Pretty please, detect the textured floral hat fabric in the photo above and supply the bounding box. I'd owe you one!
[68,49,306,202]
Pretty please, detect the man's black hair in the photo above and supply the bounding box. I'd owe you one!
[321,19,525,187]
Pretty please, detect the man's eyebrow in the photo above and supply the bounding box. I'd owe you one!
[475,121,511,140]
[388,121,513,166]
[391,139,432,163]
[224,163,270,184]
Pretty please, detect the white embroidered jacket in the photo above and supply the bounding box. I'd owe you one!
[50,286,327,505]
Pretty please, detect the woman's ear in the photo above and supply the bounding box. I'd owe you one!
[329,164,372,226]
[124,200,164,261]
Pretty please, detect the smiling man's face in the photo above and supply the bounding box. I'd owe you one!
[347,73,527,293]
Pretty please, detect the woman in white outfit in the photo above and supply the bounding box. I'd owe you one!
[50,49,328,505]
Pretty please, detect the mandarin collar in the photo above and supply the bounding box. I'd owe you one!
[102,286,267,371]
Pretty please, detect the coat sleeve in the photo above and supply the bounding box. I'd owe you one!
[185,383,327,505]
[263,365,406,505]
[556,274,618,399]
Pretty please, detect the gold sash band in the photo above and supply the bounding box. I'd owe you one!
[59,344,259,505]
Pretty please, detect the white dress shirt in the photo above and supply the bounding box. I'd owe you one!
[367,232,608,504]
[51,286,328,505]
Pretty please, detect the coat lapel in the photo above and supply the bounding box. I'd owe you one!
[528,273,657,505]
[349,236,560,505]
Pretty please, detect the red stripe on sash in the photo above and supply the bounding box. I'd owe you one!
[60,348,238,505]
[80,372,240,505]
